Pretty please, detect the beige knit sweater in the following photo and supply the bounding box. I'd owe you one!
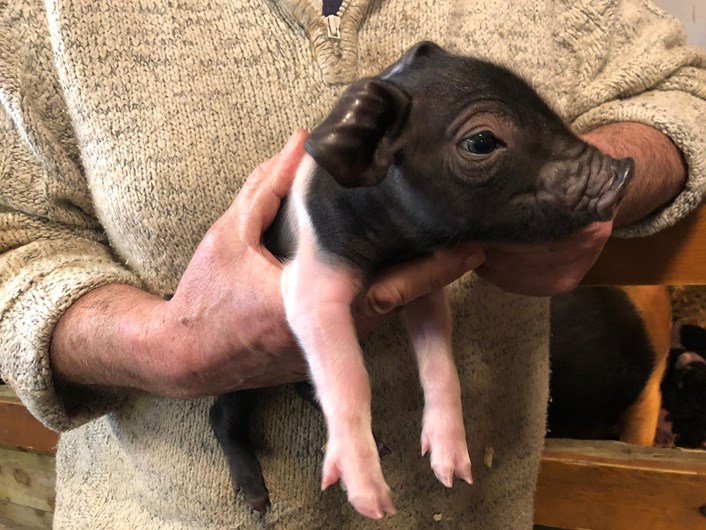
[1,1,705,528]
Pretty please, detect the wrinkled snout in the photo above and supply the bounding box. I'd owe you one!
[542,146,635,224]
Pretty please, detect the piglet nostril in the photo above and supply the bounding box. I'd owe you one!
[612,157,635,194]
[594,157,636,221]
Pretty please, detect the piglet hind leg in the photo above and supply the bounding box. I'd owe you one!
[282,255,395,519]
[294,381,392,457]
[404,288,473,487]
[209,391,271,513]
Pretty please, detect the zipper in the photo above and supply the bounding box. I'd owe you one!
[323,0,347,40]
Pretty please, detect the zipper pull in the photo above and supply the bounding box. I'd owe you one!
[325,15,341,40]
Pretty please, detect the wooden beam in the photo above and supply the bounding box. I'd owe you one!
[585,205,706,286]
[0,448,55,513]
[0,388,57,455]
[0,500,53,530]
[535,439,706,530]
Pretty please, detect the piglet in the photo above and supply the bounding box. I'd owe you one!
[209,41,634,519]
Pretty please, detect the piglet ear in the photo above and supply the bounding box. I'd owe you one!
[305,78,411,188]
[380,41,447,79]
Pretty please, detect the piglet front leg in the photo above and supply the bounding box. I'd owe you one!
[404,288,473,487]
[281,169,395,518]
[282,253,395,519]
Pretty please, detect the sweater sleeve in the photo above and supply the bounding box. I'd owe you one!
[0,2,143,431]
[568,1,706,238]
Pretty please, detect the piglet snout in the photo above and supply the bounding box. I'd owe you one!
[676,351,706,371]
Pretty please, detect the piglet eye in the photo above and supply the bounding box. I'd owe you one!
[460,130,499,155]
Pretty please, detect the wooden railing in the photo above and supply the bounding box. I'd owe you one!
[536,439,706,530]
[0,387,56,529]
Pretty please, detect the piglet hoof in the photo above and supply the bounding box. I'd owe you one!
[421,426,473,488]
[233,475,271,514]
[245,492,271,515]
[321,438,396,519]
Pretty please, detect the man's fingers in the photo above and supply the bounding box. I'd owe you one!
[227,130,308,244]
[359,246,485,317]
[475,221,612,296]
[267,128,309,199]
[231,149,284,210]
[244,130,308,242]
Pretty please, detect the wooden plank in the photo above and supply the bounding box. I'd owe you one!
[0,387,21,405]
[535,439,706,530]
[0,388,57,455]
[585,205,706,286]
[0,448,55,513]
[0,500,52,530]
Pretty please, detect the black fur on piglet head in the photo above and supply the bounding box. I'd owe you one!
[305,41,635,243]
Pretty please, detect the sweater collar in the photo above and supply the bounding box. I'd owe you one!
[274,0,372,85]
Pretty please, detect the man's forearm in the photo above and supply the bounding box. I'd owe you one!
[50,284,166,392]
[581,122,687,228]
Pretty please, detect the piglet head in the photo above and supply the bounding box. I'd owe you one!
[306,41,635,243]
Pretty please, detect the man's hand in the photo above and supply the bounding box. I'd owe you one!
[474,122,686,297]
[475,221,612,296]
[142,130,311,397]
